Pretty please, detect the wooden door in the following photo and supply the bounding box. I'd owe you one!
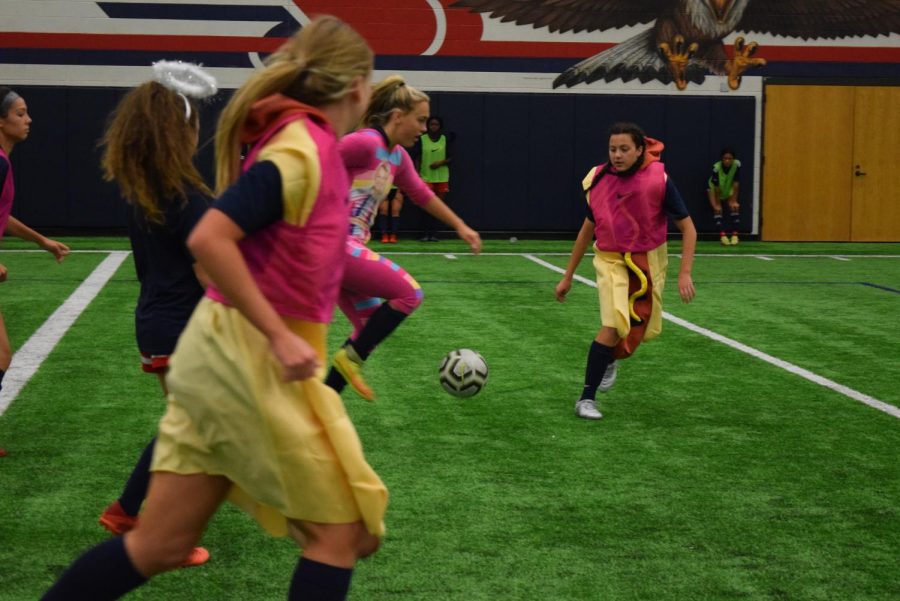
[762,85,854,241]
[851,87,900,241]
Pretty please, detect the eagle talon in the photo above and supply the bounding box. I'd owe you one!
[728,36,767,90]
[658,35,699,90]
[455,0,893,91]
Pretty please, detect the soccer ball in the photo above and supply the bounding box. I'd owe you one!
[439,348,488,397]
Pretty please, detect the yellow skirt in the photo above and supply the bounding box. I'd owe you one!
[592,243,668,342]
[152,297,387,537]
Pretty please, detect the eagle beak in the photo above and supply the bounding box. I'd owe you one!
[711,0,731,22]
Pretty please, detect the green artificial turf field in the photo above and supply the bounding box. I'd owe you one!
[1,239,898,600]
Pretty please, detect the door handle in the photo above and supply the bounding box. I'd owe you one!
[855,165,867,176]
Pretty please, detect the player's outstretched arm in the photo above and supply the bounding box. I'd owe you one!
[556,219,594,302]
[5,216,70,262]
[674,216,697,303]
[421,195,481,254]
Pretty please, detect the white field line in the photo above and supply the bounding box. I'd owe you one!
[755,256,775,261]
[523,253,900,420]
[443,254,458,260]
[0,251,130,415]
[830,256,852,261]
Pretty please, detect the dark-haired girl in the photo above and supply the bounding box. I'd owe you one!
[556,122,697,420]
[0,86,70,457]
[707,147,742,245]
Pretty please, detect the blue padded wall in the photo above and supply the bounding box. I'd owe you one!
[7,86,756,235]
[427,91,756,235]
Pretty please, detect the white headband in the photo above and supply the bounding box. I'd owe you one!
[177,93,192,120]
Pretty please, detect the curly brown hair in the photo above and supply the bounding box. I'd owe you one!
[101,81,210,223]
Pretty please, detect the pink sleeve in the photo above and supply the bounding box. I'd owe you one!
[394,147,434,207]
[338,131,373,175]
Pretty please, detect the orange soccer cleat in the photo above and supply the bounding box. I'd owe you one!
[99,500,138,536]
[182,546,211,568]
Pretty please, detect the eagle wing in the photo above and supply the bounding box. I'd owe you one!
[739,0,900,39]
[450,0,672,34]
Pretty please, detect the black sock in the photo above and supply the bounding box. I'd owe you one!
[289,557,353,601]
[351,303,408,361]
[377,214,387,238]
[325,367,347,394]
[0,368,5,391]
[713,212,724,233]
[729,211,740,232]
[41,537,147,600]
[581,341,614,401]
[118,439,155,516]
[390,215,399,236]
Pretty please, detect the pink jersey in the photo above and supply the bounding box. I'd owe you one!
[339,128,434,243]
[206,97,349,323]
[0,148,14,238]
[588,161,668,253]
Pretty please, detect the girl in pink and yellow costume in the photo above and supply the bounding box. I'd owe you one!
[43,17,384,601]
[556,122,696,421]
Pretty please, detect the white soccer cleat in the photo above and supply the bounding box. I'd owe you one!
[599,361,618,392]
[575,399,603,420]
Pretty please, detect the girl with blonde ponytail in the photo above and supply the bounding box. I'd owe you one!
[325,75,482,401]
[215,16,374,192]
[43,17,384,601]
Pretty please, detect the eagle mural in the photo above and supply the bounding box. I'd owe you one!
[451,0,900,90]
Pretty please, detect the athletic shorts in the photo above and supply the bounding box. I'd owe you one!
[140,353,170,374]
[425,181,449,195]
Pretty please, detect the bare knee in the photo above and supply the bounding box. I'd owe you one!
[357,532,380,559]
[125,529,200,576]
[293,521,380,566]
[596,327,620,347]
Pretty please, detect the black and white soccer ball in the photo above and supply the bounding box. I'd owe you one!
[438,348,488,398]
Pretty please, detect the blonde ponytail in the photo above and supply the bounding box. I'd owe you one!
[214,16,373,192]
[364,75,429,128]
